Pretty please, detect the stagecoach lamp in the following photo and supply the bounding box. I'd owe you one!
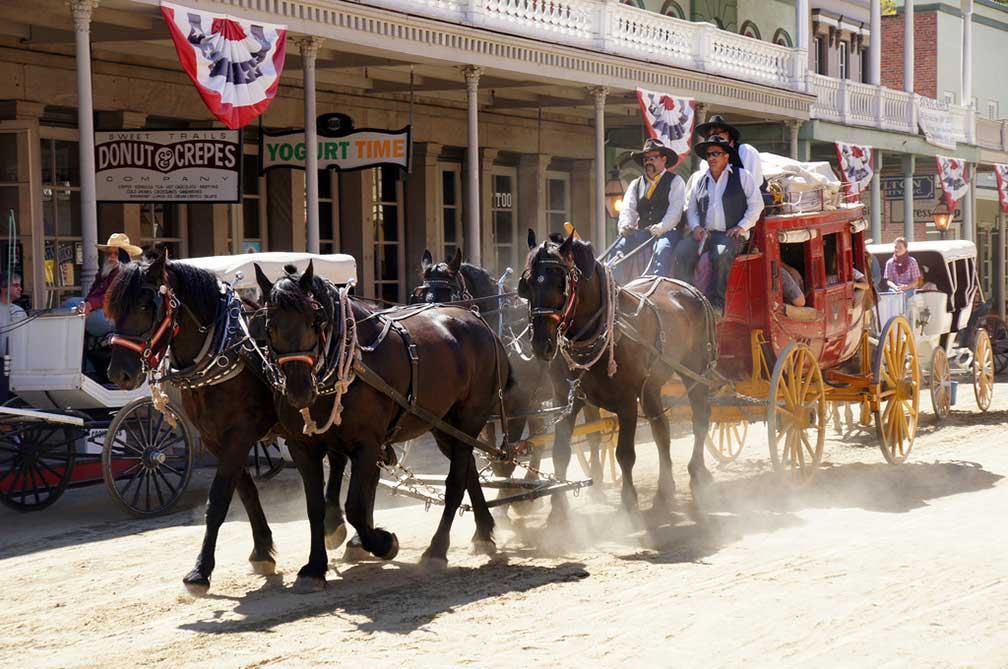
[932,201,952,232]
[605,168,627,219]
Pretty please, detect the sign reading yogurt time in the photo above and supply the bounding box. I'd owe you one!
[260,113,411,174]
[95,129,242,203]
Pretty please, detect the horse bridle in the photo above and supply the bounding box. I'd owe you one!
[527,253,580,339]
[416,268,472,303]
[265,290,331,388]
[109,281,179,374]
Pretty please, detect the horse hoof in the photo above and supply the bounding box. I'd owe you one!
[419,555,449,572]
[380,534,399,561]
[292,575,326,594]
[342,542,373,563]
[249,560,276,576]
[471,539,497,556]
[325,522,348,551]
[182,573,210,597]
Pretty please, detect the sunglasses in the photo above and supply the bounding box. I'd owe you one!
[706,151,725,159]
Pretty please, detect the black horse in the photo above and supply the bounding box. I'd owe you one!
[105,250,351,594]
[519,229,715,518]
[410,247,607,486]
[255,261,509,571]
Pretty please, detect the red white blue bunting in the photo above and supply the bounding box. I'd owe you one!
[161,1,287,130]
[994,164,1008,214]
[834,142,873,196]
[936,155,970,212]
[635,89,695,165]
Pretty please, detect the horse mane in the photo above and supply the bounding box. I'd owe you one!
[270,270,334,322]
[459,263,497,301]
[105,259,221,324]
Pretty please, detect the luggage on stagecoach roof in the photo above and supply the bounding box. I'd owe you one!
[179,251,358,291]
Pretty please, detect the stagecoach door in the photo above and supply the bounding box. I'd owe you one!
[491,167,518,277]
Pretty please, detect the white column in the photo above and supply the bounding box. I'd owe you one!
[591,86,608,248]
[869,0,882,85]
[692,103,708,172]
[962,164,975,241]
[870,151,883,241]
[903,155,915,241]
[71,0,99,293]
[464,66,482,266]
[796,0,809,51]
[298,37,323,254]
[787,121,801,160]
[961,0,974,107]
[904,0,915,93]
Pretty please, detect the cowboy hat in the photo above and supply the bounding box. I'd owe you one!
[96,232,143,258]
[694,114,741,142]
[630,137,678,165]
[692,135,739,162]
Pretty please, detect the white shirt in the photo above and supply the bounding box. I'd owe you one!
[700,142,763,187]
[0,302,26,355]
[685,164,764,233]
[617,172,686,237]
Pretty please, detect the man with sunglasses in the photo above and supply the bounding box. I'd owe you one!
[610,137,686,281]
[672,135,764,315]
[694,114,764,191]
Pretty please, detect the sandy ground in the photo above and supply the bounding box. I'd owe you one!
[2,381,1008,668]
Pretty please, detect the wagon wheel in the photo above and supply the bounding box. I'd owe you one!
[972,328,995,413]
[873,316,920,464]
[0,400,77,512]
[767,342,826,484]
[705,421,748,464]
[102,398,194,518]
[249,438,285,481]
[929,346,951,420]
[574,429,619,484]
[979,314,1008,375]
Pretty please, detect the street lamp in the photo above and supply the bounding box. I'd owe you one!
[932,200,952,239]
[604,168,627,219]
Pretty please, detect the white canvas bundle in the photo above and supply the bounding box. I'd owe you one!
[760,152,841,212]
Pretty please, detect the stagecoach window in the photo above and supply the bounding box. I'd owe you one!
[823,232,839,284]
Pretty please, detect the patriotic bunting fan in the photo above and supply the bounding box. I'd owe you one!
[834,142,873,196]
[936,155,970,212]
[635,88,695,163]
[995,164,1008,214]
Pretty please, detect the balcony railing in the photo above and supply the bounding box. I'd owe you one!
[372,0,807,89]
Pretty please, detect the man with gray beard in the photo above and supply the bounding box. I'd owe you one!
[65,233,143,337]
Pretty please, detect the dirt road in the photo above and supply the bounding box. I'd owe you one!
[3,384,1007,667]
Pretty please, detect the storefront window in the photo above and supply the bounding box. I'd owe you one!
[319,171,338,254]
[491,169,517,275]
[372,166,403,303]
[140,203,182,259]
[40,136,82,306]
[241,153,262,253]
[440,166,462,261]
[546,172,571,231]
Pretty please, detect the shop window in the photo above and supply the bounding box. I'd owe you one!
[839,41,849,79]
[545,172,571,232]
[140,203,182,260]
[372,166,403,304]
[240,153,264,253]
[491,168,518,276]
[814,37,826,75]
[318,171,339,254]
[440,165,462,262]
[40,137,82,306]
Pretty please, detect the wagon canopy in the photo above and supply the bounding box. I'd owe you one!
[868,240,978,314]
[179,251,358,290]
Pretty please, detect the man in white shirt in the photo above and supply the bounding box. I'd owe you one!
[0,271,27,355]
[672,136,764,313]
[694,114,763,190]
[609,138,685,282]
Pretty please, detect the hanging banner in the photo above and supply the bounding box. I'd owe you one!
[936,155,970,212]
[917,98,958,150]
[834,142,874,195]
[635,88,695,163]
[260,113,411,173]
[995,163,1008,213]
[95,129,242,203]
[161,1,287,130]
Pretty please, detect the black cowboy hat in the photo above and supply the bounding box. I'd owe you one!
[694,114,741,142]
[630,137,678,165]
[692,135,738,161]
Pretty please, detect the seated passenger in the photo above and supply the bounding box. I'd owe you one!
[781,263,805,307]
[883,236,923,293]
[0,271,27,353]
[609,138,686,282]
[63,233,143,338]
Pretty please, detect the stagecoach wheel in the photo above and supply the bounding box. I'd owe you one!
[929,347,952,420]
[972,328,995,413]
[704,421,748,464]
[0,401,77,512]
[980,315,1008,375]
[249,439,285,481]
[873,316,920,465]
[102,398,194,518]
[767,342,826,484]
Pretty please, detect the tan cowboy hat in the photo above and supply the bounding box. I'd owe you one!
[96,233,143,258]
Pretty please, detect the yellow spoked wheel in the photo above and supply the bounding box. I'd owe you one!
[574,430,619,484]
[767,343,826,484]
[873,316,920,464]
[705,421,748,464]
[929,346,951,420]
[972,328,995,413]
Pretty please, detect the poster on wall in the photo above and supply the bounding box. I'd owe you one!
[635,88,695,162]
[995,163,1008,213]
[95,129,242,203]
[834,142,873,195]
[260,113,411,174]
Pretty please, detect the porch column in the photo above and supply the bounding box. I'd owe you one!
[796,0,809,51]
[904,0,915,93]
[518,153,550,244]
[70,0,99,293]
[692,103,708,171]
[998,208,1006,321]
[962,164,975,241]
[787,121,801,160]
[298,37,323,254]
[961,0,974,107]
[870,151,883,241]
[464,66,482,266]
[903,155,915,240]
[591,86,608,248]
[869,0,882,85]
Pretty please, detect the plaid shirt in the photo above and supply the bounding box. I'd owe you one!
[883,255,921,287]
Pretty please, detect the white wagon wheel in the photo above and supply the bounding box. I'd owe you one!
[873,316,920,464]
[767,342,826,484]
[972,328,995,413]
[929,346,951,420]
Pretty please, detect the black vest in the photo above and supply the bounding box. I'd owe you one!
[635,171,676,229]
[697,167,747,230]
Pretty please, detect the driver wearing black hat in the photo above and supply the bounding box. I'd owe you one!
[694,114,763,190]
